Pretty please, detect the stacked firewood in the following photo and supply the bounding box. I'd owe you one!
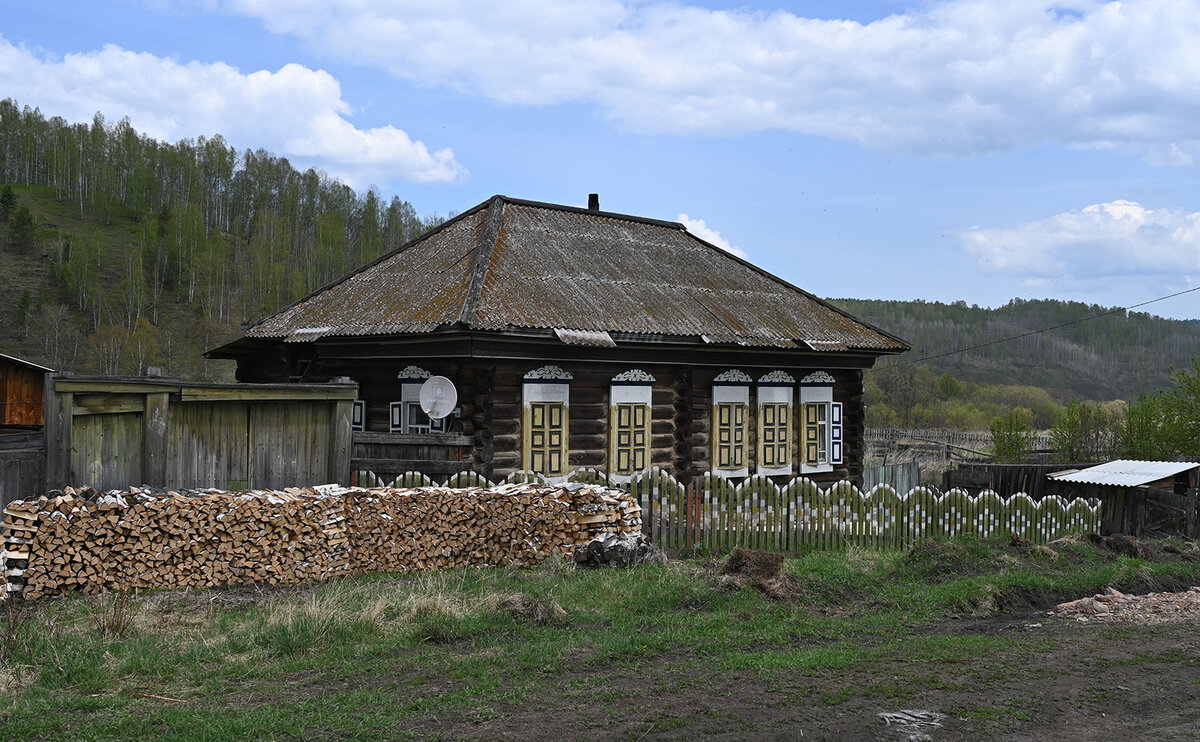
[1,499,39,599]
[8,485,351,600]
[1,482,640,600]
[344,482,641,573]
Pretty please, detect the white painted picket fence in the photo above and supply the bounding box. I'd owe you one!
[353,467,1102,552]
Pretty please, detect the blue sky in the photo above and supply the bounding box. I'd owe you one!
[5,0,1200,319]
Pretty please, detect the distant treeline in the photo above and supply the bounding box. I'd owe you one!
[833,297,1200,401]
[0,99,447,378]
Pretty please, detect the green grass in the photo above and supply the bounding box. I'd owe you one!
[1,536,1198,740]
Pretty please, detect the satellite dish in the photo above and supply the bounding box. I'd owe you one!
[419,376,458,420]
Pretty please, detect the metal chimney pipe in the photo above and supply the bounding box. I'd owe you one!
[588,193,599,211]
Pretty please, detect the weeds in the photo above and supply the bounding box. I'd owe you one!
[0,600,32,662]
[0,537,1197,740]
[91,592,137,636]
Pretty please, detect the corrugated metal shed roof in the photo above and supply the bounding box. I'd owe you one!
[243,195,907,352]
[1049,460,1200,487]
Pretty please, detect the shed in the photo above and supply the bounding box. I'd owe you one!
[1049,460,1200,536]
[209,194,909,485]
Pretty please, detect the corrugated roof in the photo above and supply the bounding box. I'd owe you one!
[1049,460,1200,487]
[243,195,907,352]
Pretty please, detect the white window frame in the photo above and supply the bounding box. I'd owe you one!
[391,365,439,434]
[712,369,752,477]
[609,369,654,484]
[800,371,843,474]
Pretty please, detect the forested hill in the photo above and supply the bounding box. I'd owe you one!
[830,298,1200,401]
[0,99,446,380]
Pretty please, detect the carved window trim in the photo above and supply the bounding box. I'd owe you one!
[523,366,571,481]
[610,369,653,482]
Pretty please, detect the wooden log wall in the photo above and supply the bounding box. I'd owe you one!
[1,481,641,600]
[294,356,871,486]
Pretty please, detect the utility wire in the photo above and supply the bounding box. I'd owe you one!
[888,284,1200,368]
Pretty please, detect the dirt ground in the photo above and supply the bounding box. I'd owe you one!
[210,584,1192,742]
[368,613,1200,741]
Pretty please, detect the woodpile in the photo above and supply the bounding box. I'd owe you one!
[0,481,641,600]
[345,482,641,573]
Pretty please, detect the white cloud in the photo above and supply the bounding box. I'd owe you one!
[217,0,1200,162]
[961,200,1200,280]
[0,38,466,186]
[678,213,748,259]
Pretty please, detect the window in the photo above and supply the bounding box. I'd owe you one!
[760,403,789,467]
[612,403,649,474]
[392,365,436,434]
[799,371,843,473]
[610,369,654,481]
[757,371,795,476]
[528,401,566,475]
[712,369,751,477]
[523,365,571,479]
[715,402,747,469]
[352,400,365,432]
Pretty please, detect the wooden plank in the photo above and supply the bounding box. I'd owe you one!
[352,431,472,446]
[350,458,467,475]
[178,384,358,402]
[329,399,353,485]
[44,376,71,490]
[143,392,169,486]
[72,393,146,416]
[55,379,175,394]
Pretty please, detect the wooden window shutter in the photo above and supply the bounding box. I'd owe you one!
[803,403,821,466]
[831,402,843,465]
[389,401,403,433]
[611,402,649,475]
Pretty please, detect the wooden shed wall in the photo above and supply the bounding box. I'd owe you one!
[0,359,45,426]
[46,378,355,491]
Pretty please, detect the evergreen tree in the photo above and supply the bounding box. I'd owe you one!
[8,204,33,246]
[0,184,14,222]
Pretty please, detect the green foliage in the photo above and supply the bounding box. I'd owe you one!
[866,365,1069,432]
[17,288,31,336]
[0,184,14,221]
[833,297,1200,400]
[989,408,1036,462]
[1122,358,1200,459]
[1050,400,1124,462]
[936,371,962,398]
[8,204,34,246]
[0,98,442,379]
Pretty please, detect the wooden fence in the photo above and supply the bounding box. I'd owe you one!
[44,375,358,494]
[866,428,1053,450]
[353,466,1102,551]
[0,429,44,507]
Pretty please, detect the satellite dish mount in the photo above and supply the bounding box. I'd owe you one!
[419,376,458,420]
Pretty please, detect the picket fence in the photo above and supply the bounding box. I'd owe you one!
[354,467,1102,552]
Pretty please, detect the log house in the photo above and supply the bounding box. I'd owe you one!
[209,195,908,485]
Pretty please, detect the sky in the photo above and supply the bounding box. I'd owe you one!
[4,1,1200,319]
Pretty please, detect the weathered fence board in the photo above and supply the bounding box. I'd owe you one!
[0,430,45,507]
[44,376,357,494]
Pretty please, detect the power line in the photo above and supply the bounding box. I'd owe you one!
[889,285,1200,368]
